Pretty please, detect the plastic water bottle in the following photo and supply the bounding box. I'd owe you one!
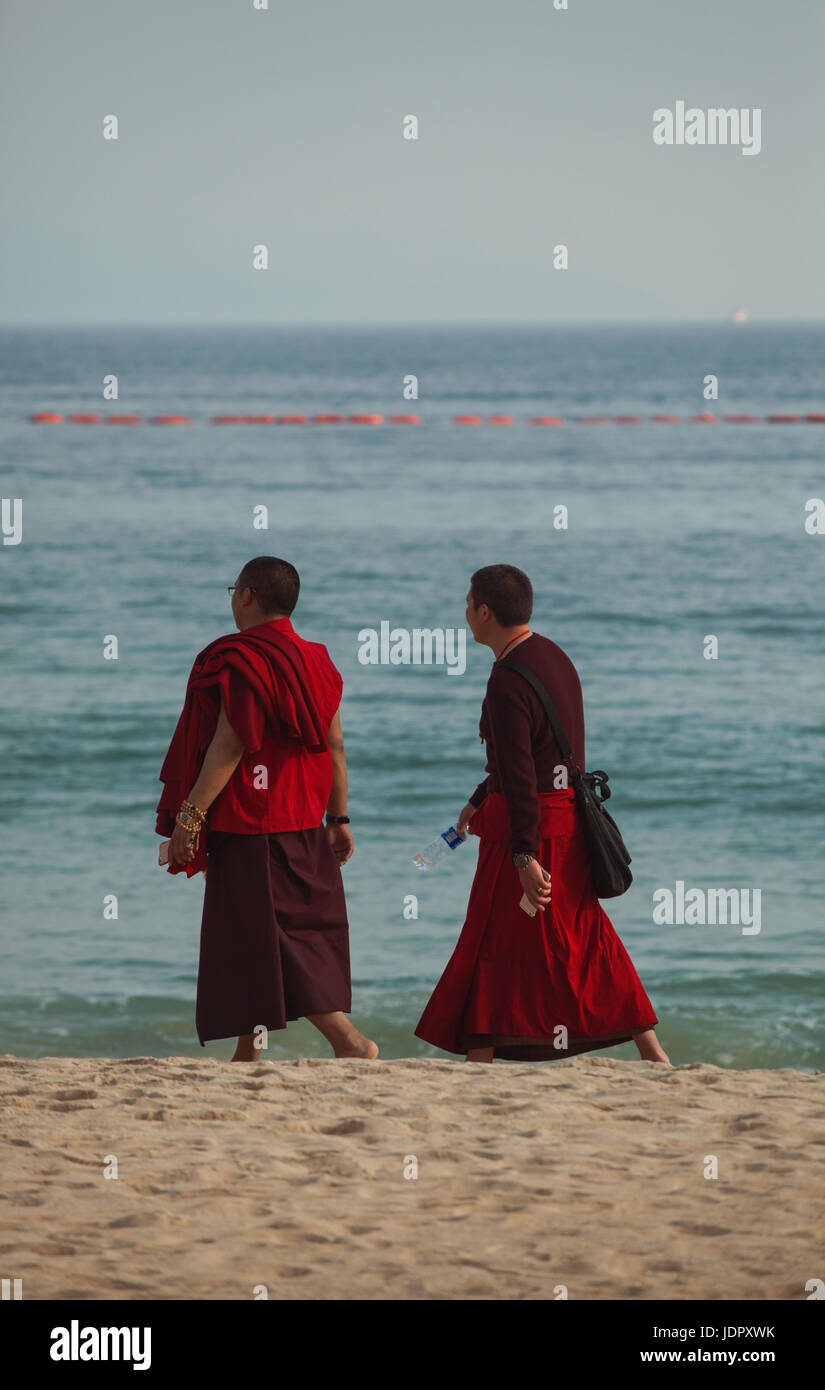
[413,826,464,871]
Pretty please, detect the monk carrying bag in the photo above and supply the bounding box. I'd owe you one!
[497,656,633,898]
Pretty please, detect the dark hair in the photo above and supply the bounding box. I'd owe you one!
[238,556,300,616]
[470,564,533,626]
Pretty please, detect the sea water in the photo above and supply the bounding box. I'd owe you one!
[1,322,823,1069]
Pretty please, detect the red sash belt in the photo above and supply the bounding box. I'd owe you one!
[470,788,578,843]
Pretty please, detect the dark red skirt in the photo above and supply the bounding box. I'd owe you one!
[414,790,658,1061]
[195,826,351,1044]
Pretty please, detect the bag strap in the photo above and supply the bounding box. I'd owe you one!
[496,655,573,762]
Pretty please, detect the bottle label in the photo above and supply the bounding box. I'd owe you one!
[441,826,463,850]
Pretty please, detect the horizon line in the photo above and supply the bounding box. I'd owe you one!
[2,317,824,331]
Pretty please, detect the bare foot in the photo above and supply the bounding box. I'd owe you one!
[306,1010,378,1060]
[634,1028,671,1064]
[334,1032,379,1060]
[231,1031,264,1063]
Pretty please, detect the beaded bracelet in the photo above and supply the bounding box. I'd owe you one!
[176,800,206,833]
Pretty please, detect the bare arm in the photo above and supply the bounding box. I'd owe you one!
[186,700,245,811]
[168,697,244,866]
[326,707,348,817]
[325,707,353,864]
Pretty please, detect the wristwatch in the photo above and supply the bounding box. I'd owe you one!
[326,815,350,825]
[512,852,534,869]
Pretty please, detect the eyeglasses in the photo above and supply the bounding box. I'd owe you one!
[227,585,257,596]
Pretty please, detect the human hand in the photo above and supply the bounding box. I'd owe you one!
[325,822,354,865]
[169,822,197,866]
[517,860,552,911]
[456,802,476,837]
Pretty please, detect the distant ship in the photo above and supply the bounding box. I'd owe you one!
[731,308,749,323]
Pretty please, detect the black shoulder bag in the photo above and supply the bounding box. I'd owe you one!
[497,656,633,898]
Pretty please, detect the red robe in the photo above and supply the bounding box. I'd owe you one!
[414,789,658,1061]
[155,622,329,877]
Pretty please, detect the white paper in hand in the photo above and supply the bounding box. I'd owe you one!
[518,868,551,916]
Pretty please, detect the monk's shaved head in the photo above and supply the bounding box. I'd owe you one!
[238,556,300,616]
[469,565,533,627]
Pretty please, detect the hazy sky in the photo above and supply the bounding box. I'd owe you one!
[1,0,823,323]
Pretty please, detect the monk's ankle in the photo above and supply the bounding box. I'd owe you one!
[335,1032,378,1059]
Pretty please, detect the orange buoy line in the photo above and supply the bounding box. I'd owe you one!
[28,411,825,425]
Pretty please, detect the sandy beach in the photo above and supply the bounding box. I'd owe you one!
[1,1054,821,1301]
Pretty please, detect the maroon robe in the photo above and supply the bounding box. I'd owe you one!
[155,619,350,1044]
[414,790,658,1060]
[196,826,351,1044]
[415,633,658,1061]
